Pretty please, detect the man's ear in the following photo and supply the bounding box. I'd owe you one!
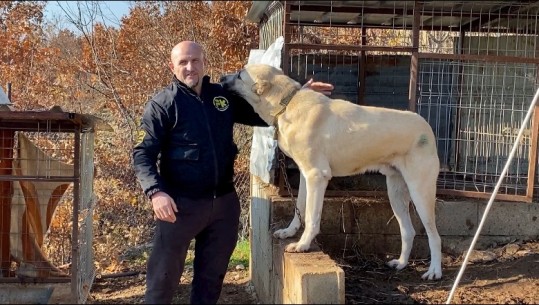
[253,80,271,95]
[168,62,174,72]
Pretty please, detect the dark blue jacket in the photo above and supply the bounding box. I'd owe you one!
[133,75,267,200]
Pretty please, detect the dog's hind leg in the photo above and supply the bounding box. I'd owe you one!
[382,167,416,272]
[273,172,307,239]
[403,170,442,280]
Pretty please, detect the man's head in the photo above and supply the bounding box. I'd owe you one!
[169,41,205,94]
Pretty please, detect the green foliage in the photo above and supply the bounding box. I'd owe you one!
[183,239,250,268]
[229,239,250,268]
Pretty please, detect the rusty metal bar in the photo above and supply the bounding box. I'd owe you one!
[286,21,538,34]
[358,27,366,105]
[288,43,414,53]
[452,28,466,183]
[0,277,71,283]
[289,4,539,21]
[417,52,539,64]
[282,1,291,75]
[0,176,76,182]
[408,0,421,112]
[0,128,14,277]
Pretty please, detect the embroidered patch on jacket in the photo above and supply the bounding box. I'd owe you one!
[135,129,146,146]
[213,96,229,111]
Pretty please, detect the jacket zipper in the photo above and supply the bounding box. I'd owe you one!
[197,95,219,199]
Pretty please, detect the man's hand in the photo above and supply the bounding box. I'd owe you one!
[302,78,334,96]
[151,191,178,223]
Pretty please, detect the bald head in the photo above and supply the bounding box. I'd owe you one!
[169,41,205,95]
[170,41,204,63]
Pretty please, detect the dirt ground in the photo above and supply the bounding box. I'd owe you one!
[337,240,539,304]
[88,240,538,304]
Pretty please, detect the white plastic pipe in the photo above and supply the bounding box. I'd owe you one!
[446,86,539,304]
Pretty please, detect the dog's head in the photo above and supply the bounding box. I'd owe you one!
[221,64,302,124]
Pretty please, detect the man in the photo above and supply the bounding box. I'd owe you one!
[133,41,333,304]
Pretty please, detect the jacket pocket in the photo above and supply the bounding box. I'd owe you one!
[167,144,199,161]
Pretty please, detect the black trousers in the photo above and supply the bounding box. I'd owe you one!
[144,191,241,304]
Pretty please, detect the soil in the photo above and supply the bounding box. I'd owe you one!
[87,240,539,304]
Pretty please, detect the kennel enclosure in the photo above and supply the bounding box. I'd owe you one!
[0,108,98,303]
[247,0,539,203]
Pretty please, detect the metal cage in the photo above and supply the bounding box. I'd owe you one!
[0,110,96,304]
[249,0,539,202]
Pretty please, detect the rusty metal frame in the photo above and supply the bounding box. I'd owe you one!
[0,111,95,303]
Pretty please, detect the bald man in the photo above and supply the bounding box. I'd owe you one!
[133,41,333,304]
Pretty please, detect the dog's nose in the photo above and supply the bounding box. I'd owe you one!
[220,73,236,89]
[219,74,233,83]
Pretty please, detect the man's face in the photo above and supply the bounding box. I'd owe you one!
[169,43,204,91]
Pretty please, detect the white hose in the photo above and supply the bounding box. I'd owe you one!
[446,87,539,304]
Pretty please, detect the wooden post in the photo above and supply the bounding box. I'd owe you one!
[0,128,14,277]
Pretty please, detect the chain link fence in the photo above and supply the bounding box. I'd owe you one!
[232,124,255,241]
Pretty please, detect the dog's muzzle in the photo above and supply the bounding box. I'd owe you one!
[220,73,235,89]
[220,70,243,90]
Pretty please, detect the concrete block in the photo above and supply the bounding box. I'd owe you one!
[479,201,539,236]
[276,239,345,304]
[270,198,355,235]
[434,200,478,236]
[352,200,401,234]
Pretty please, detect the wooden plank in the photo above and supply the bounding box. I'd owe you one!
[437,189,532,203]
[525,105,539,202]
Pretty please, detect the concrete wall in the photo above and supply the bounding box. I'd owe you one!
[250,175,539,303]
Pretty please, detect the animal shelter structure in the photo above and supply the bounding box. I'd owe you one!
[0,107,99,304]
[245,1,539,303]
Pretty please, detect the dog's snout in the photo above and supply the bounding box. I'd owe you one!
[220,73,237,89]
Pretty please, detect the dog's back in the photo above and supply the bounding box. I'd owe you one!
[281,91,439,178]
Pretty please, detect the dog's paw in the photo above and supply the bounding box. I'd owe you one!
[421,266,442,280]
[386,259,408,270]
[284,242,310,253]
[273,228,296,239]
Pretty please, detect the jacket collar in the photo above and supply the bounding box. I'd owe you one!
[172,75,211,96]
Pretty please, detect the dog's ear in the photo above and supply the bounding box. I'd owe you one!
[252,80,271,96]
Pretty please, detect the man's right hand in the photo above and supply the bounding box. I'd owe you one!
[151,191,178,223]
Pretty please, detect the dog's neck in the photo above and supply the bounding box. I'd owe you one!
[272,88,299,126]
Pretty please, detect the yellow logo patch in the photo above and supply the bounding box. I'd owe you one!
[213,96,229,111]
[135,129,146,146]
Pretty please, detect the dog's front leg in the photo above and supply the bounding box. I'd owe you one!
[285,168,329,252]
[274,172,307,239]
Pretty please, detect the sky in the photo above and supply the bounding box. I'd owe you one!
[43,1,133,31]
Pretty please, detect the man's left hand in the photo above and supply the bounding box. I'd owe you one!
[302,78,334,96]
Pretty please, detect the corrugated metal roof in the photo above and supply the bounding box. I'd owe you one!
[247,1,539,32]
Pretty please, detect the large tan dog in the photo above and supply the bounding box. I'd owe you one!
[222,64,442,280]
